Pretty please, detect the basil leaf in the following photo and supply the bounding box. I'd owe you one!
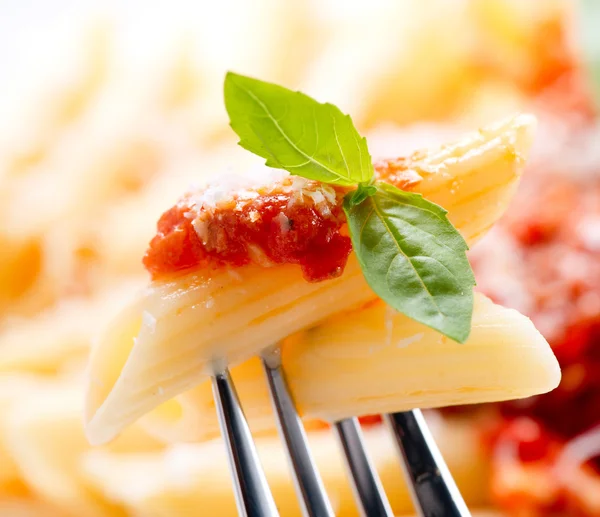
[224,72,373,186]
[347,183,377,207]
[344,183,475,343]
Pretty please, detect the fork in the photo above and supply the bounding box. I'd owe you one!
[212,355,472,517]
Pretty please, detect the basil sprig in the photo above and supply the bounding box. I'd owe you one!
[224,72,475,342]
[225,72,373,185]
[344,184,474,343]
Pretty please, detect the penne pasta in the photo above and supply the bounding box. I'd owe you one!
[0,30,226,319]
[0,375,48,493]
[0,281,143,375]
[0,3,587,515]
[0,23,109,182]
[140,293,560,443]
[286,294,559,421]
[85,114,536,445]
[4,383,163,517]
[82,416,492,517]
[0,237,43,318]
[301,0,569,128]
[0,498,66,517]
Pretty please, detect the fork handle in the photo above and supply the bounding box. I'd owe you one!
[385,410,471,517]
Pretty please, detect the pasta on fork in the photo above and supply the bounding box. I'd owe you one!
[141,293,559,443]
[84,73,558,448]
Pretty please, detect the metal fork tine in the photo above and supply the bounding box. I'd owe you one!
[333,418,394,517]
[211,368,280,517]
[261,353,335,517]
[213,360,470,517]
[385,410,471,517]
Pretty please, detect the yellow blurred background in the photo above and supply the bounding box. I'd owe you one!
[0,1,597,516]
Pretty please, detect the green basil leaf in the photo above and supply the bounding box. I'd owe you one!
[224,72,374,186]
[347,183,377,207]
[344,183,475,343]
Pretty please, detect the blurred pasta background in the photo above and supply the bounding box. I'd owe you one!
[0,1,597,516]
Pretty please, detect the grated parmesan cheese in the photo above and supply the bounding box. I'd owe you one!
[274,212,291,232]
[191,217,209,245]
[186,166,289,214]
[305,189,325,205]
[247,244,275,267]
[184,163,341,245]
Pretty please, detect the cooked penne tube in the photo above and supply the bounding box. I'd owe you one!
[286,294,559,421]
[0,374,48,493]
[83,416,491,517]
[0,281,143,375]
[0,498,66,517]
[0,237,44,318]
[85,114,535,445]
[0,23,109,182]
[141,293,560,442]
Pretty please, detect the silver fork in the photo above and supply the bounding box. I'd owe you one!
[212,357,472,517]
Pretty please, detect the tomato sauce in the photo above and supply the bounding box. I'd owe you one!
[471,159,600,515]
[524,16,596,120]
[143,158,422,282]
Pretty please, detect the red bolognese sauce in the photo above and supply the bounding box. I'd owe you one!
[143,157,422,282]
[472,145,600,515]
